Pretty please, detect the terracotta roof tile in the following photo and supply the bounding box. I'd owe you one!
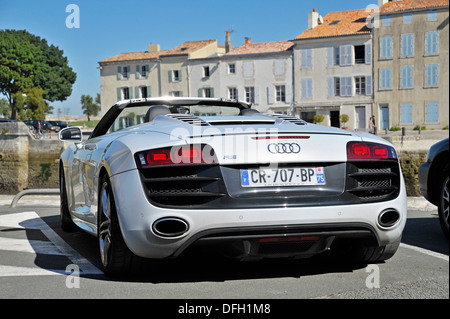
[380,0,449,13]
[99,40,217,63]
[226,40,294,55]
[295,9,374,40]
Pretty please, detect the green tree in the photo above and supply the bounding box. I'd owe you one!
[0,29,76,119]
[13,87,52,120]
[0,98,10,118]
[81,94,100,122]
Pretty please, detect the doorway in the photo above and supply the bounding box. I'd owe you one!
[379,104,389,130]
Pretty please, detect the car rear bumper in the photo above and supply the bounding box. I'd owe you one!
[111,169,407,259]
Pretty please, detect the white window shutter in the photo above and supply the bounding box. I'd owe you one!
[285,85,291,104]
[365,43,372,64]
[238,87,244,101]
[254,87,260,105]
[328,77,335,97]
[117,66,122,80]
[135,86,140,98]
[116,87,122,101]
[365,75,372,96]
[327,47,334,66]
[267,86,274,104]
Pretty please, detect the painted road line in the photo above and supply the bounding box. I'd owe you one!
[0,237,65,255]
[400,243,449,262]
[0,211,103,276]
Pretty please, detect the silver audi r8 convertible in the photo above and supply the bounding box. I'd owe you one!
[59,97,407,276]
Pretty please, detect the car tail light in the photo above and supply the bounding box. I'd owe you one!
[347,141,397,161]
[135,144,218,168]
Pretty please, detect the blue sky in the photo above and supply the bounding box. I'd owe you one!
[0,0,375,117]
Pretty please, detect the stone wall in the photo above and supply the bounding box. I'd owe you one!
[0,122,65,194]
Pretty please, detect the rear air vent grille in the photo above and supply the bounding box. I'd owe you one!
[166,114,210,126]
[346,162,400,201]
[265,114,308,125]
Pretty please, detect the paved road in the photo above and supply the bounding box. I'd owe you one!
[0,203,447,304]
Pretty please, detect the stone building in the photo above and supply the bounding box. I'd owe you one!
[373,0,449,130]
[293,8,375,130]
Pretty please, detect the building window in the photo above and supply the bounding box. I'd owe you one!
[400,65,413,88]
[122,66,129,79]
[354,45,365,64]
[301,49,312,68]
[334,77,340,96]
[381,15,391,26]
[354,76,366,95]
[380,36,393,59]
[275,85,286,103]
[401,103,413,124]
[401,34,414,57]
[171,91,183,97]
[140,86,148,98]
[122,87,130,100]
[403,12,412,24]
[228,87,237,100]
[141,65,147,78]
[204,88,212,98]
[425,31,439,55]
[203,66,210,77]
[169,70,181,82]
[228,63,236,74]
[426,102,438,123]
[425,64,438,87]
[245,87,255,103]
[427,10,437,21]
[380,68,392,90]
[334,47,340,65]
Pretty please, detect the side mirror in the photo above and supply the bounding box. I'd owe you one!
[59,127,83,143]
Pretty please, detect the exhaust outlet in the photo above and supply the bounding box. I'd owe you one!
[378,209,400,228]
[153,217,189,237]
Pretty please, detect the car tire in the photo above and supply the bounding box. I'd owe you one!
[438,168,449,239]
[60,166,78,232]
[98,174,147,276]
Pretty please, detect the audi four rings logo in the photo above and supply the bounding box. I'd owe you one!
[267,143,301,154]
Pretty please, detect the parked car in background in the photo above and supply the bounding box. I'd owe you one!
[24,120,60,133]
[49,120,70,129]
[419,138,449,239]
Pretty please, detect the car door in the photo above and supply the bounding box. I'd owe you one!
[70,140,98,226]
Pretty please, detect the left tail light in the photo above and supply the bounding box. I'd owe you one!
[347,141,398,161]
[134,144,218,168]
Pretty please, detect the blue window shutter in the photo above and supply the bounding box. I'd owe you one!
[136,65,140,79]
[117,66,122,80]
[426,102,438,123]
[267,86,274,104]
[145,65,150,78]
[129,86,133,99]
[169,71,173,83]
[198,88,203,97]
[387,69,391,88]
[135,87,140,98]
[401,103,412,124]
[147,86,152,98]
[116,87,122,101]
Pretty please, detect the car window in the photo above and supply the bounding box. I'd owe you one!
[106,104,241,134]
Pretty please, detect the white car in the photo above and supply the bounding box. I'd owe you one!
[59,97,406,276]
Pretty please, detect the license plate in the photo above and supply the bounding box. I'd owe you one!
[240,167,326,187]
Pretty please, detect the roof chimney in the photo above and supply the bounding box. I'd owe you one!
[308,8,319,29]
[225,31,232,53]
[148,43,160,52]
[245,37,251,44]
